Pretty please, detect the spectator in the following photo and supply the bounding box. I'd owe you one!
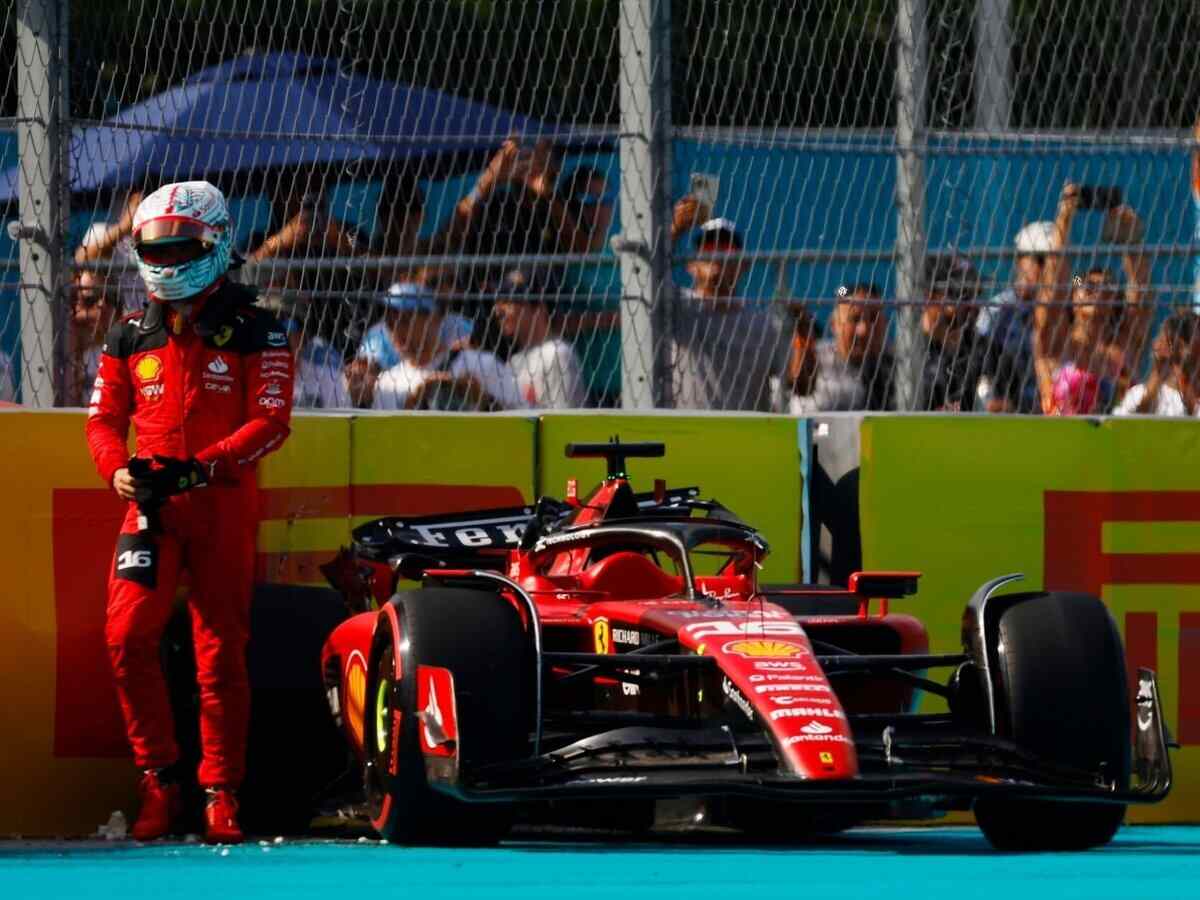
[368,283,525,411]
[492,269,588,408]
[67,269,123,405]
[74,188,145,314]
[673,218,787,411]
[1033,182,1152,415]
[247,173,365,296]
[774,305,822,414]
[918,253,1024,412]
[352,267,475,394]
[542,163,620,406]
[1113,312,1200,416]
[799,283,895,411]
[975,220,1054,410]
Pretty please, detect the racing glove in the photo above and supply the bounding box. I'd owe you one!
[128,455,209,506]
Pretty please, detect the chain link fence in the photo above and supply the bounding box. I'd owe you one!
[3,0,1200,415]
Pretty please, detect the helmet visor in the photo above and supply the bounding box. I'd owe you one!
[134,217,221,265]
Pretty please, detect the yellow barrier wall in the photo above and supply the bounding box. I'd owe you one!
[537,415,802,583]
[860,416,1200,823]
[0,411,537,836]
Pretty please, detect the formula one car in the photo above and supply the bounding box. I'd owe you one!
[320,440,1172,849]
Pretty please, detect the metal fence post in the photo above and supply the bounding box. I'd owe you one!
[14,0,68,408]
[894,0,928,411]
[974,0,1012,131]
[616,0,672,409]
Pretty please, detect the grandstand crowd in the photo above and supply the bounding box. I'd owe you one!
[19,131,1200,417]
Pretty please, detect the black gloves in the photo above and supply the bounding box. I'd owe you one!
[151,455,209,496]
[128,456,209,533]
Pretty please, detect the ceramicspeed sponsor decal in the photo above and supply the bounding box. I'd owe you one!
[722,677,755,721]
[723,639,809,659]
[768,695,833,706]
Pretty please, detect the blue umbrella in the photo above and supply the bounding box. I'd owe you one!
[0,52,586,201]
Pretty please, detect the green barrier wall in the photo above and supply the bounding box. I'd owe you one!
[860,416,1200,823]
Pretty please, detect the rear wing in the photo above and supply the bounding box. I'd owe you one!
[349,487,703,563]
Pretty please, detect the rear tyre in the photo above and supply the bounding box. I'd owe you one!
[974,591,1130,851]
[362,588,528,845]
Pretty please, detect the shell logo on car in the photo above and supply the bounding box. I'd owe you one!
[344,651,368,748]
[134,355,163,383]
[722,639,807,659]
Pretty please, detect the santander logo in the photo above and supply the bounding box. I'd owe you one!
[207,355,229,375]
[800,720,833,735]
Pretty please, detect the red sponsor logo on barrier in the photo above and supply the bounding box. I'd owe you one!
[1044,491,1200,745]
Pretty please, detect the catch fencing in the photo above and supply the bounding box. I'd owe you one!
[3,0,1200,414]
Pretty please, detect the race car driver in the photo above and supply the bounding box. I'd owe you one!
[85,181,293,844]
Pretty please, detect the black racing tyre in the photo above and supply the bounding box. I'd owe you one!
[974,591,1130,851]
[362,588,529,845]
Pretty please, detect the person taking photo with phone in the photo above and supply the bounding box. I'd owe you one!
[1032,182,1152,414]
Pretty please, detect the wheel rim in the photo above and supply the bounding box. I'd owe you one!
[374,674,391,758]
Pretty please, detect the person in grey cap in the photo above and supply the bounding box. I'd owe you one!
[672,218,787,411]
[369,282,525,411]
[917,253,1025,412]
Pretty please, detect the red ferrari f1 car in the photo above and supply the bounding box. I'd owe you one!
[321,440,1172,849]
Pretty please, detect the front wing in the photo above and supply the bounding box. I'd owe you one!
[427,668,1172,809]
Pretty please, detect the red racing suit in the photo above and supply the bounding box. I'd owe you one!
[85,280,293,788]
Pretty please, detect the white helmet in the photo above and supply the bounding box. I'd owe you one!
[131,181,234,301]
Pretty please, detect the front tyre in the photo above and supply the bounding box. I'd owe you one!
[362,588,529,845]
[974,591,1130,851]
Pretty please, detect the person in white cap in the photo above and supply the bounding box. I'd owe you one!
[369,282,525,410]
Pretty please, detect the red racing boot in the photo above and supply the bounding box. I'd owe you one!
[131,770,182,841]
[204,788,244,844]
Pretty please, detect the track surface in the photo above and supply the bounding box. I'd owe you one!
[2,827,1196,899]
